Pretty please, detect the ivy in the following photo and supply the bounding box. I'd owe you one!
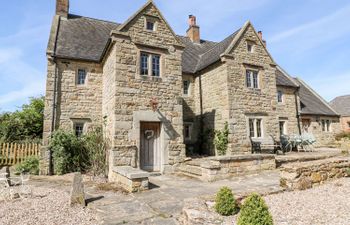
[214,122,229,156]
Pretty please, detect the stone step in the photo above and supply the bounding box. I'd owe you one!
[177,164,203,177]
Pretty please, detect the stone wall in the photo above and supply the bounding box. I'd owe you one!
[226,25,279,153]
[276,86,300,135]
[340,116,350,132]
[280,157,350,191]
[42,59,103,146]
[193,63,230,155]
[106,3,186,171]
[301,115,341,147]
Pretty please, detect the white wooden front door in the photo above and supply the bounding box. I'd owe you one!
[140,122,161,172]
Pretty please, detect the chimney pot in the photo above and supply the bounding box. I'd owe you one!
[188,15,196,27]
[187,15,200,43]
[258,31,263,40]
[56,0,69,18]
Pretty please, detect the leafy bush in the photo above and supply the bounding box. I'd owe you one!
[0,96,44,142]
[15,156,39,175]
[214,186,239,216]
[83,127,108,176]
[335,132,350,141]
[49,130,88,175]
[49,128,108,176]
[237,193,273,225]
[214,122,229,156]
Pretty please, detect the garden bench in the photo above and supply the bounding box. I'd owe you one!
[111,166,149,192]
[250,136,282,154]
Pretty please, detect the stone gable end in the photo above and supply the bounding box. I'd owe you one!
[120,3,181,49]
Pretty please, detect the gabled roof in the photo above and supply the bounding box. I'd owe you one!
[178,30,240,73]
[276,66,299,88]
[330,95,350,116]
[54,14,119,62]
[294,78,339,116]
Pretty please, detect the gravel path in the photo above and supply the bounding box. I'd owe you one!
[0,186,97,225]
[264,178,350,225]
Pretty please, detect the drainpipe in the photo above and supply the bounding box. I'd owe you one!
[198,73,204,155]
[49,58,58,175]
[294,88,302,135]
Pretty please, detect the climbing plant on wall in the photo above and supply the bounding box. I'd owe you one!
[214,122,229,156]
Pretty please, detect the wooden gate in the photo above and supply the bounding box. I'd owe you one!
[0,143,40,166]
[140,122,161,172]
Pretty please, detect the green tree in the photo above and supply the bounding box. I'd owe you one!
[0,96,44,142]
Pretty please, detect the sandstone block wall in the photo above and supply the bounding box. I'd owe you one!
[340,116,350,132]
[226,25,280,153]
[301,115,341,147]
[276,86,300,135]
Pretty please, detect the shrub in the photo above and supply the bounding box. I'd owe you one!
[237,193,273,225]
[214,186,239,216]
[335,132,350,141]
[15,156,39,175]
[214,122,229,156]
[49,130,88,175]
[83,127,108,176]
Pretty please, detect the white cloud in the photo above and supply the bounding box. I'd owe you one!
[307,71,350,101]
[269,4,350,49]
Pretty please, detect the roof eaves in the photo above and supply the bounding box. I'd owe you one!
[296,77,339,116]
[276,65,300,87]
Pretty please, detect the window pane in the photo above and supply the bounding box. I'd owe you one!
[247,44,252,52]
[140,53,149,75]
[183,80,189,95]
[146,21,154,31]
[152,55,160,77]
[322,120,326,131]
[246,70,251,87]
[326,120,330,132]
[249,119,255,137]
[77,69,86,85]
[279,121,285,135]
[277,91,283,102]
[256,119,262,137]
[253,72,258,88]
[75,123,84,137]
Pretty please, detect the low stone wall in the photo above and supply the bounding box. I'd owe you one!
[178,154,276,182]
[280,157,350,191]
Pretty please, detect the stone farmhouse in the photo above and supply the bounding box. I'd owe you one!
[43,0,341,175]
[330,95,350,132]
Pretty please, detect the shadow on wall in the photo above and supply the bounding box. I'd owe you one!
[182,98,216,157]
[156,110,180,140]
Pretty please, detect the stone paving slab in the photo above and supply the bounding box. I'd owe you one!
[28,170,281,224]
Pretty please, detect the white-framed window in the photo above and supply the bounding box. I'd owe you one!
[140,52,161,77]
[246,70,259,89]
[322,119,331,132]
[248,118,263,138]
[279,121,287,135]
[74,122,84,137]
[77,69,86,85]
[184,123,193,141]
[183,80,190,96]
[277,90,283,103]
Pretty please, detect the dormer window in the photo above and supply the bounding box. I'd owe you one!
[146,21,155,31]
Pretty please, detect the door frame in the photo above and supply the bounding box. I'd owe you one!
[140,122,161,172]
[130,111,170,173]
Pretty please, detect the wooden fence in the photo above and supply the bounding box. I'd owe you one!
[0,143,41,166]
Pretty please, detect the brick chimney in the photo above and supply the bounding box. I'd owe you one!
[258,31,266,47]
[56,0,69,18]
[187,15,200,43]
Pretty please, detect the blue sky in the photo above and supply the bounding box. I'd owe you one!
[0,0,349,112]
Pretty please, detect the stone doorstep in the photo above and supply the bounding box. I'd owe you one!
[113,166,150,179]
[210,154,275,162]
